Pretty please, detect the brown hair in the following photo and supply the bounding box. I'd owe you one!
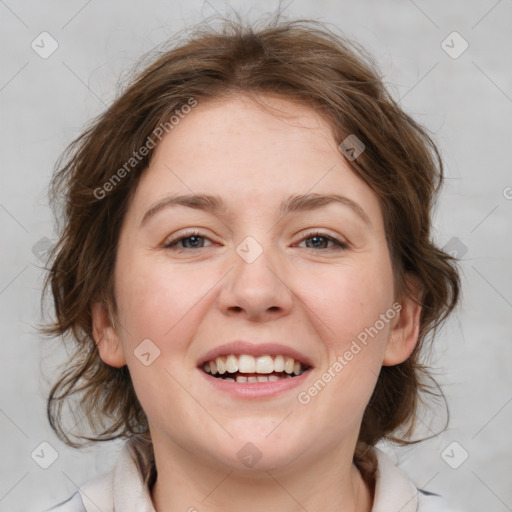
[41,14,460,481]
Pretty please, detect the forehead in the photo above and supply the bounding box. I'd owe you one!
[151,93,337,173]
[127,93,384,229]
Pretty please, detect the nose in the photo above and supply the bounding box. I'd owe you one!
[217,237,294,322]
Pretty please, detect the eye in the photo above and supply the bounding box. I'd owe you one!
[162,230,348,251]
[297,231,349,250]
[163,230,213,250]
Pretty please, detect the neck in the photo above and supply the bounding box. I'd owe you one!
[150,436,374,512]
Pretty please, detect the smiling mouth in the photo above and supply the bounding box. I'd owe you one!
[201,354,311,383]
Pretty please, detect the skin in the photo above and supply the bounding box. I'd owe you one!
[91,93,422,512]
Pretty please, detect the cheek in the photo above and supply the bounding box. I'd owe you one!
[114,253,213,343]
[294,257,395,410]
[300,257,395,350]
[293,255,395,411]
[112,255,217,426]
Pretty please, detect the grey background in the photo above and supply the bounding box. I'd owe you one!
[1,1,511,511]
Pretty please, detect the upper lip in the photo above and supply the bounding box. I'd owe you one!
[197,340,314,368]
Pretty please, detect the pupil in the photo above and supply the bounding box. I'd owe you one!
[309,236,326,248]
[186,236,201,248]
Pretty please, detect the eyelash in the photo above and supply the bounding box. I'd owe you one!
[163,229,349,251]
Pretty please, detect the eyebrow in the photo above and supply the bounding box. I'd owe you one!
[140,192,372,229]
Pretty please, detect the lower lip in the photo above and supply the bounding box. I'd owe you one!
[198,369,313,398]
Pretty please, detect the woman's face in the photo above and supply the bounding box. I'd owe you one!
[93,93,420,472]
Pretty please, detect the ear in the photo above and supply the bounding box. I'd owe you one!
[90,301,127,367]
[382,275,423,366]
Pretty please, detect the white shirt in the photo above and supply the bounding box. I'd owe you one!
[46,437,466,512]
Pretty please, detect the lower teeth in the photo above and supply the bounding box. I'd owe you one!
[212,371,297,383]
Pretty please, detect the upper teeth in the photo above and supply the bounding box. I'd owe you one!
[203,354,306,376]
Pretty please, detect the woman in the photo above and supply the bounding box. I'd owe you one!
[43,16,464,512]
